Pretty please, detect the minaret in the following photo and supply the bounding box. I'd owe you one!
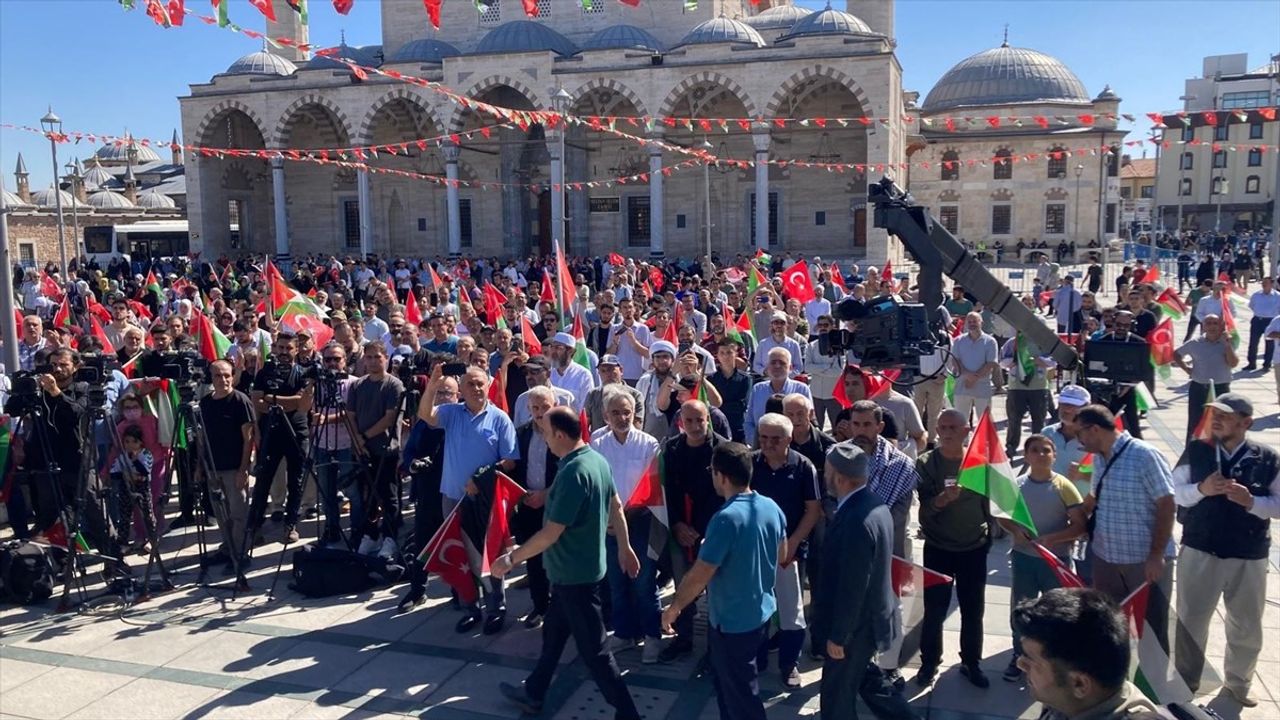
[171,129,183,166]
[14,153,30,202]
[846,0,894,41]
[266,0,308,63]
[123,162,137,204]
[70,158,87,204]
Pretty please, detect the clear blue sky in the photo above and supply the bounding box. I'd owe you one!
[2,0,1276,189]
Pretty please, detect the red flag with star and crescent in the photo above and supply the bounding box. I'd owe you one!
[780,260,817,303]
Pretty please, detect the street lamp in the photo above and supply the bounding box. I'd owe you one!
[551,86,572,251]
[1214,177,1228,233]
[1073,163,1084,244]
[40,106,68,277]
[64,157,82,261]
[701,137,714,261]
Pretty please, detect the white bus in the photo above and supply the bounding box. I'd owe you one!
[83,220,208,264]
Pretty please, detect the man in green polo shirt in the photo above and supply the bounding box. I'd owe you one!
[492,406,641,720]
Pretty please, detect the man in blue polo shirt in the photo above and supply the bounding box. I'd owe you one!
[419,363,519,634]
[662,441,785,720]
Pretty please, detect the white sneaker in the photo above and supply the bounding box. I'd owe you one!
[641,636,662,664]
[357,536,380,556]
[379,536,398,560]
[606,635,638,654]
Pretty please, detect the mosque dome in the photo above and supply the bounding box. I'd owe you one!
[922,43,1090,113]
[778,7,874,41]
[676,17,766,49]
[31,186,77,208]
[2,189,34,209]
[475,21,579,57]
[582,24,665,53]
[743,4,813,30]
[87,190,137,209]
[307,43,382,71]
[136,190,177,209]
[94,141,161,165]
[225,50,298,77]
[390,38,461,64]
[81,158,115,189]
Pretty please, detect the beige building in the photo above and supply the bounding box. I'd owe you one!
[905,41,1125,263]
[178,0,914,265]
[1153,53,1279,234]
[1119,156,1155,237]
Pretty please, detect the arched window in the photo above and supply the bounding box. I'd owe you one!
[993,149,1013,180]
[1106,147,1120,177]
[1248,149,1262,167]
[1213,151,1228,169]
[1211,176,1225,195]
[1047,147,1068,179]
[940,150,960,181]
[1180,152,1193,170]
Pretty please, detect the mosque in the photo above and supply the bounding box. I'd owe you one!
[163,0,1122,266]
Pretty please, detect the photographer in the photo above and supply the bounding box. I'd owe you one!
[348,343,405,558]
[197,360,255,570]
[311,345,359,546]
[248,332,314,545]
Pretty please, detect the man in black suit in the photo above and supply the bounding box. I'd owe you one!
[814,443,898,720]
[509,386,560,628]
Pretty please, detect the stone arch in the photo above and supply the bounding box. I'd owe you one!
[196,100,269,148]
[765,64,870,118]
[448,74,543,131]
[271,94,354,148]
[659,71,757,118]
[356,87,447,145]
[568,78,648,118]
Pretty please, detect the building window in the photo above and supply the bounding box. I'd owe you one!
[749,191,779,246]
[675,213,686,229]
[1249,122,1264,139]
[342,199,360,249]
[228,199,248,249]
[478,0,500,24]
[1248,148,1262,166]
[1180,178,1192,196]
[1140,185,1153,199]
[627,195,650,247]
[814,211,826,226]
[993,149,1012,180]
[1221,90,1270,109]
[1045,204,1066,234]
[1120,186,1132,200]
[1180,152,1193,170]
[1245,175,1260,194]
[939,205,958,234]
[18,242,35,268]
[940,150,959,181]
[1105,203,1117,234]
[459,199,473,247]
[1211,177,1225,195]
[1214,125,1228,142]
[581,0,604,13]
[1181,125,1195,142]
[1106,148,1120,177]
[991,205,1011,235]
[1047,147,1068,179]
[1212,151,1227,168]
[417,218,427,231]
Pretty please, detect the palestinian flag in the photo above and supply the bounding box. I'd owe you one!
[1220,297,1240,350]
[746,264,768,294]
[52,296,73,330]
[754,249,772,268]
[120,354,141,379]
[145,270,164,303]
[1121,583,1198,704]
[1031,542,1085,588]
[520,314,543,356]
[286,0,307,24]
[734,309,755,345]
[957,409,1037,535]
[944,374,956,407]
[554,241,577,322]
[1154,288,1187,320]
[722,304,744,346]
[264,260,292,316]
[192,313,231,362]
[1191,380,1216,442]
[141,379,186,450]
[421,467,523,602]
[570,314,592,372]
[628,456,670,561]
[1077,452,1094,476]
[1133,383,1156,413]
[1014,333,1038,385]
[884,555,953,668]
[43,519,92,553]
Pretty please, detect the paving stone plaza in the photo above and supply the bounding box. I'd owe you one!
[1,264,1276,720]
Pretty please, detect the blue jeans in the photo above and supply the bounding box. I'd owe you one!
[606,512,660,640]
[314,447,356,535]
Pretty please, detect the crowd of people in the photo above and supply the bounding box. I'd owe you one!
[1,241,1276,719]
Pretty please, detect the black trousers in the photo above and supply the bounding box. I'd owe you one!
[354,450,401,540]
[525,582,639,720]
[1004,388,1047,453]
[921,543,988,668]
[1248,316,1275,367]
[1186,381,1229,443]
[709,624,769,720]
[820,633,877,720]
[1184,315,1201,343]
[249,429,306,529]
[511,504,550,614]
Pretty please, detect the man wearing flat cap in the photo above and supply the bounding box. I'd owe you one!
[1171,392,1279,708]
[814,442,897,720]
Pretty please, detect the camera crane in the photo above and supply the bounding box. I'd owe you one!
[868,177,1080,371]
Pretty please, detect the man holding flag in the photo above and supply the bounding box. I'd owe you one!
[1171,393,1278,708]
[1172,315,1239,443]
[492,406,642,720]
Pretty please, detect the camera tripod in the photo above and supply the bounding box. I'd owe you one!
[242,403,311,600]
[103,418,173,603]
[300,375,373,553]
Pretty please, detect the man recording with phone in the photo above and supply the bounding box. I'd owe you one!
[248,332,314,545]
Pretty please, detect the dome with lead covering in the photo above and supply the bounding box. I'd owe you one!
[475,21,579,57]
[94,141,161,164]
[308,43,382,71]
[390,38,461,64]
[2,189,34,209]
[922,43,1090,112]
[778,7,874,40]
[677,17,766,49]
[583,24,665,53]
[136,190,177,209]
[225,50,298,77]
[87,190,136,209]
[81,158,114,189]
[31,186,77,208]
[744,4,813,30]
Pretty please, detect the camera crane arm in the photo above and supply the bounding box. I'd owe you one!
[869,177,1080,371]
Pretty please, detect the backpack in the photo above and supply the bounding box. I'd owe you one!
[0,540,57,605]
[289,545,403,599]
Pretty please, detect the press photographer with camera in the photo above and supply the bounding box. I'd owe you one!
[248,332,314,545]
[311,345,358,547]
[197,360,256,571]
[348,342,405,558]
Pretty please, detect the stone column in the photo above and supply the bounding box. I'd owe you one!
[752,123,771,252]
[548,129,565,250]
[357,169,373,257]
[271,156,289,262]
[443,141,461,258]
[648,130,664,259]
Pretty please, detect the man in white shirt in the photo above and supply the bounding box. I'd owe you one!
[1264,315,1280,403]
[1194,281,1231,324]
[803,288,833,340]
[547,332,595,411]
[753,312,804,376]
[677,293,707,338]
[513,356,576,427]
[608,297,652,385]
[1244,276,1278,371]
[1052,276,1083,334]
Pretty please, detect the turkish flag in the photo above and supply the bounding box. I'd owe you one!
[421,509,479,605]
[405,287,423,326]
[608,252,625,266]
[248,0,276,21]
[780,260,817,303]
[829,262,848,292]
[648,266,665,292]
